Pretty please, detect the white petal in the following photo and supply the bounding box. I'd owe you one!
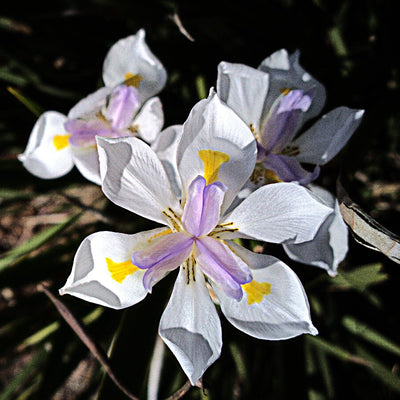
[18,111,74,179]
[222,182,332,244]
[102,29,167,102]
[293,107,364,165]
[217,61,269,132]
[177,90,257,213]
[67,87,112,119]
[214,246,317,340]
[283,185,348,276]
[159,266,222,384]
[134,97,164,144]
[97,136,180,226]
[259,48,291,70]
[258,49,326,122]
[151,125,183,198]
[59,229,165,309]
[71,146,102,185]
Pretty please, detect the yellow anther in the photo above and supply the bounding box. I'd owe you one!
[53,134,71,150]
[198,149,230,185]
[148,228,173,242]
[124,73,143,88]
[280,87,292,96]
[263,169,282,184]
[242,280,271,305]
[106,257,139,284]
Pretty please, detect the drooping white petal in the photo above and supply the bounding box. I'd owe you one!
[283,185,348,276]
[258,49,326,122]
[67,87,112,119]
[214,245,317,340]
[217,61,269,133]
[293,107,364,165]
[102,29,167,102]
[133,97,164,144]
[18,111,74,179]
[177,90,257,213]
[151,125,183,197]
[97,136,180,226]
[159,266,222,385]
[60,229,164,309]
[221,182,332,244]
[70,146,102,185]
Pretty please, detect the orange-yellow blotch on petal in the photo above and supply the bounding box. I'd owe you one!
[242,280,271,305]
[106,257,139,284]
[124,73,143,88]
[198,149,230,185]
[53,134,71,150]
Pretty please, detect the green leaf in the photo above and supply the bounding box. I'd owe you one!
[355,343,400,393]
[332,263,388,291]
[328,26,348,57]
[343,316,400,357]
[0,347,48,400]
[19,307,103,350]
[306,336,371,367]
[7,86,43,116]
[195,75,207,100]
[0,188,34,201]
[0,211,82,273]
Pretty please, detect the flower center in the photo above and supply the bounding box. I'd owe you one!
[64,84,141,148]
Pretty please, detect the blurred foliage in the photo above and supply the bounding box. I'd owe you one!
[1,0,400,399]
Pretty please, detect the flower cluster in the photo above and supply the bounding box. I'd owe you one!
[20,30,364,385]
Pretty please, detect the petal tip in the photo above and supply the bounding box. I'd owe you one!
[355,109,365,120]
[59,287,67,296]
[309,325,319,336]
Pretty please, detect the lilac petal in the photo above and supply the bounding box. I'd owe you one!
[258,49,327,123]
[194,236,252,300]
[260,90,311,153]
[263,153,320,185]
[65,119,112,147]
[132,232,194,292]
[132,232,193,270]
[106,85,141,130]
[182,176,226,237]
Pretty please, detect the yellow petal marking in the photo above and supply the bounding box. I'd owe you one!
[148,228,173,242]
[124,73,143,88]
[198,149,230,185]
[53,134,71,150]
[106,257,139,284]
[242,280,271,305]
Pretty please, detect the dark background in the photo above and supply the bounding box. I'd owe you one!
[1,1,400,399]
